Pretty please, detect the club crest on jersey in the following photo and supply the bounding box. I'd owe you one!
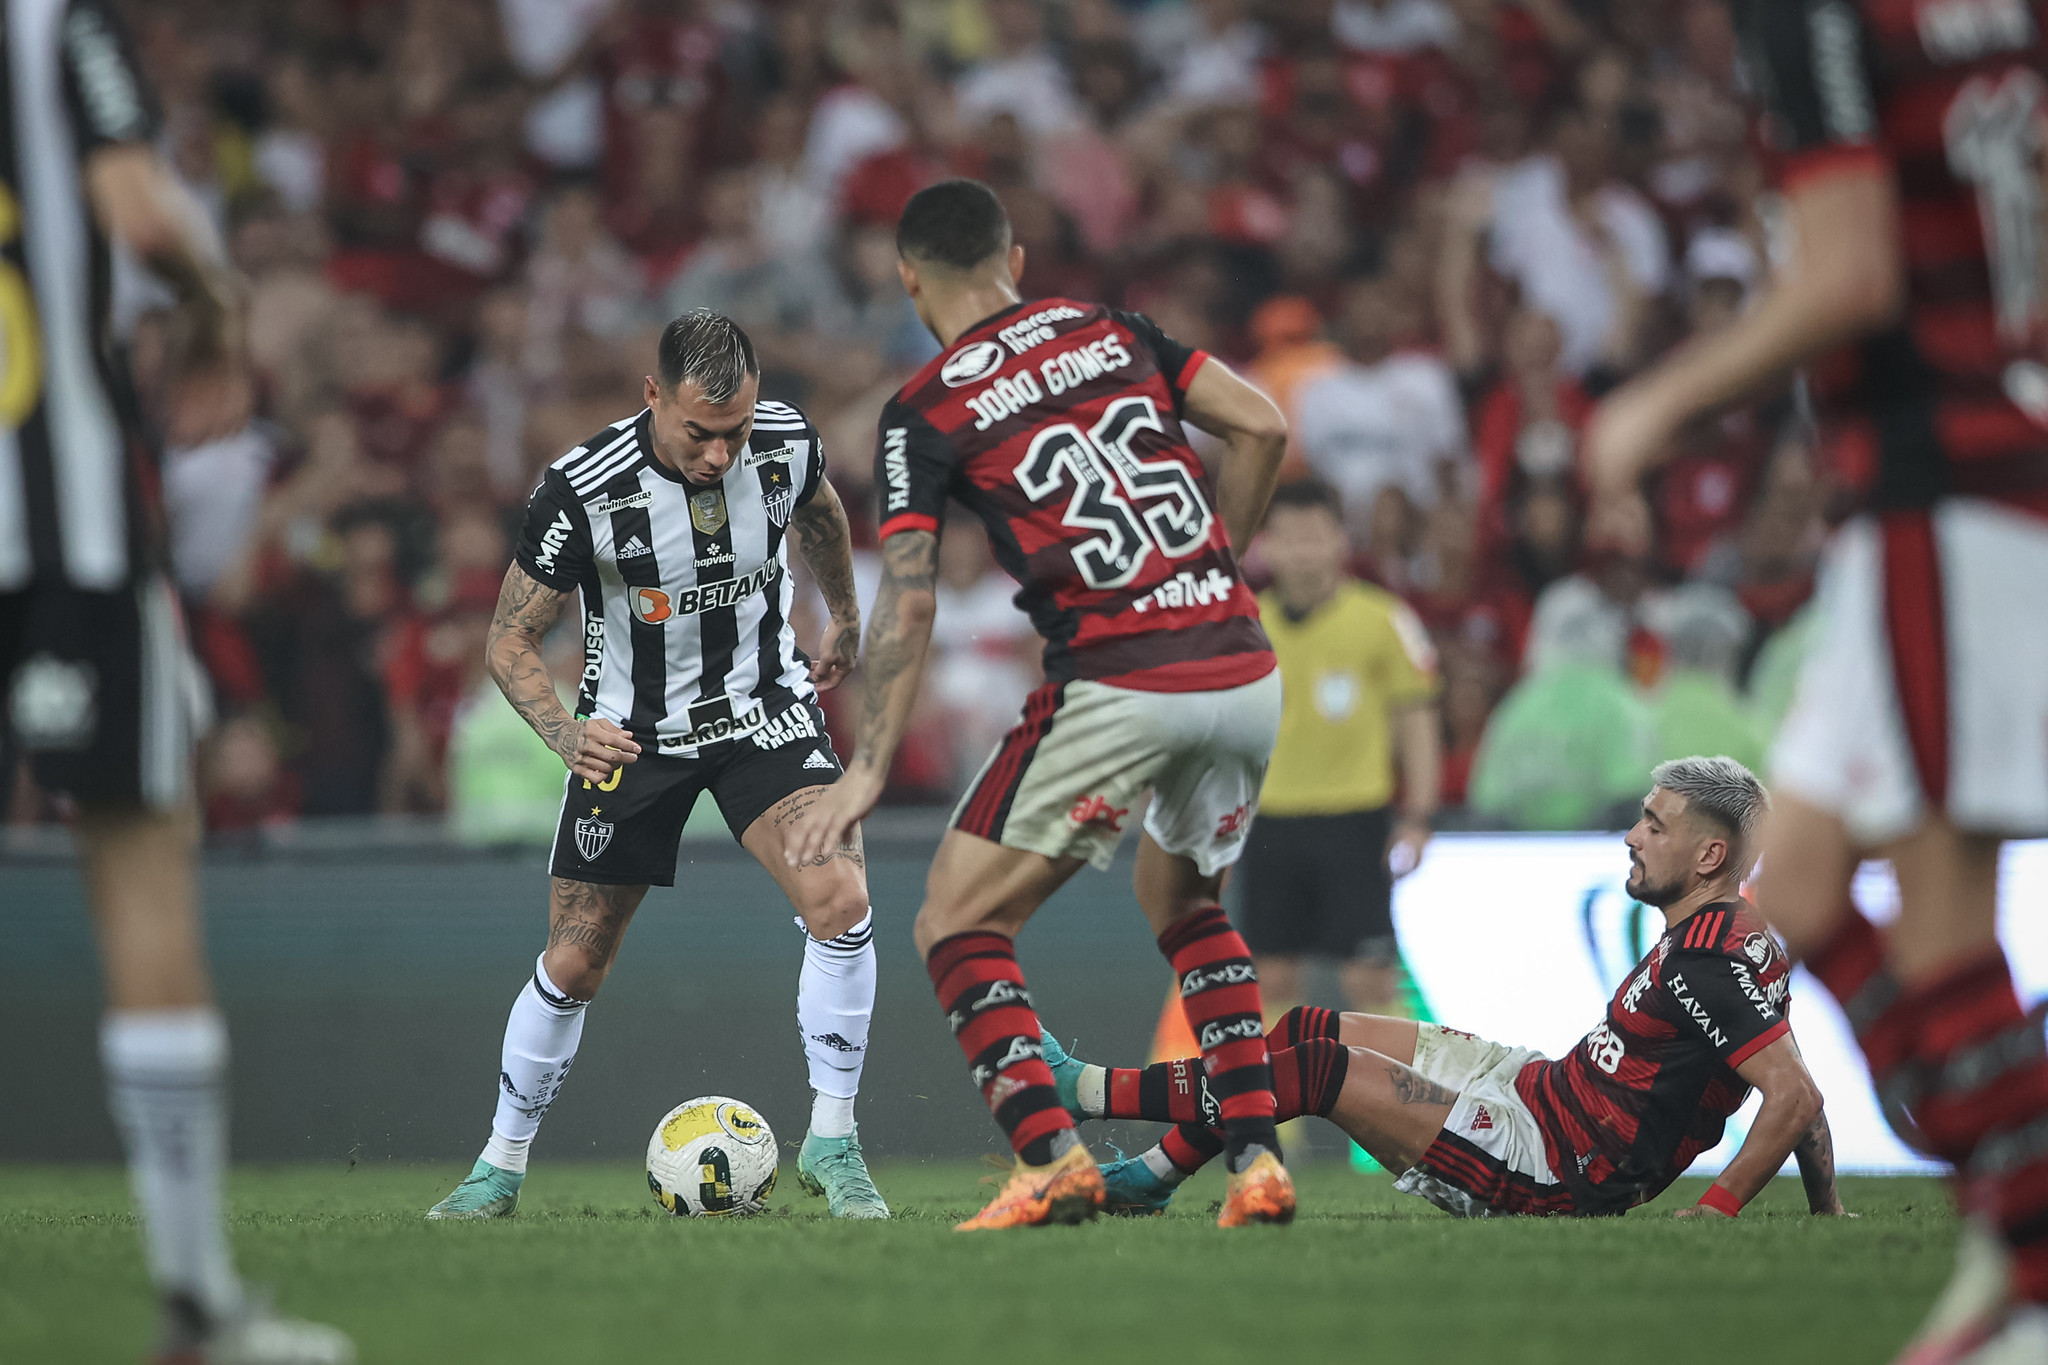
[762,468,796,527]
[574,807,614,861]
[942,340,1006,387]
[690,488,728,535]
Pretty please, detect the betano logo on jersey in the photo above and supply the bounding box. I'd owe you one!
[629,562,781,624]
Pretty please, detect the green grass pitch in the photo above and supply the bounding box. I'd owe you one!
[4,1161,1956,1364]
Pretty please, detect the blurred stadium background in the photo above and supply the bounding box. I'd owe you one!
[0,0,1937,1167]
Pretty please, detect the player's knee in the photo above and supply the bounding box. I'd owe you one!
[801,891,870,942]
[540,945,608,1001]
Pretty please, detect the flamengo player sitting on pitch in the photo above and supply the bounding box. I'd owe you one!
[791,180,1294,1230]
[1047,759,1849,1221]
[427,311,888,1221]
[1586,3,2048,1357]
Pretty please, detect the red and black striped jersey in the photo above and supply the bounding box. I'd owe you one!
[1737,0,2048,517]
[874,299,1274,692]
[1514,901,1794,1215]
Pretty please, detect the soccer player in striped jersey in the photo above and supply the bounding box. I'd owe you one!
[0,2,351,1360]
[427,311,888,1220]
[1045,760,1848,1224]
[1588,3,2048,1356]
[792,180,1296,1229]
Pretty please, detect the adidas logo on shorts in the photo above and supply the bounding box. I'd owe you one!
[616,536,652,560]
[802,749,835,770]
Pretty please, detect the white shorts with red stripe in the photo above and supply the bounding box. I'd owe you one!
[1771,499,2048,846]
[949,669,1280,874]
[1390,1023,1565,1218]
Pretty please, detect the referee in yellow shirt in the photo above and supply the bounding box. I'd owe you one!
[1239,480,1441,1014]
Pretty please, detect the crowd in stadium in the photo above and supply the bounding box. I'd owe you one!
[3,0,1828,835]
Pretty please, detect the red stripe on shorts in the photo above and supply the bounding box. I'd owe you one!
[958,683,1062,839]
[1881,509,1951,806]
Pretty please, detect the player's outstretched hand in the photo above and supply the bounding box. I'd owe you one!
[563,716,641,785]
[1671,1205,1732,1220]
[809,617,860,692]
[787,769,882,868]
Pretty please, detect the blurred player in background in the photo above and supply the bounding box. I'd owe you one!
[1240,478,1440,1016]
[1046,759,1848,1223]
[0,1,349,1360]
[427,312,889,1221]
[1587,4,2048,1358]
[792,179,1293,1230]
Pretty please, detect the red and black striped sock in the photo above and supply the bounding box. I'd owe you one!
[1107,1040,1350,1125]
[1901,951,2048,1302]
[926,931,1075,1167]
[1273,1005,1342,1050]
[1805,904,1922,1144]
[1159,905,1278,1171]
[1160,1123,1223,1176]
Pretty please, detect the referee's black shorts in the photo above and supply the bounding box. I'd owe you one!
[0,575,203,809]
[1236,807,1396,963]
[549,696,845,888]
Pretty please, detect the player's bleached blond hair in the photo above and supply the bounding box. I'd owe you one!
[1651,755,1769,876]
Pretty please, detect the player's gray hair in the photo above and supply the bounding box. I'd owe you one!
[1652,755,1769,849]
[656,309,759,404]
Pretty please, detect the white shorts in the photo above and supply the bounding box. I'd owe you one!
[950,669,1281,874]
[1390,1023,1565,1218]
[1771,500,2048,846]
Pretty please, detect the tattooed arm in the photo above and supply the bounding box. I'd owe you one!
[487,563,641,783]
[788,478,861,692]
[785,530,939,866]
[1795,1110,1849,1215]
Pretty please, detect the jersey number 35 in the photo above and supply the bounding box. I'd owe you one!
[1015,396,1214,591]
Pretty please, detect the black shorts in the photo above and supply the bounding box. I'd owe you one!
[0,577,201,809]
[1236,807,1395,962]
[550,696,843,887]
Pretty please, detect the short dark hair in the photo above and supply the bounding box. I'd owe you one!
[896,179,1011,271]
[1265,478,1344,522]
[657,309,759,403]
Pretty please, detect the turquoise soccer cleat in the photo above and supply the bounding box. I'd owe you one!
[425,1158,524,1220]
[1040,1029,1091,1123]
[796,1128,891,1219]
[1099,1155,1178,1217]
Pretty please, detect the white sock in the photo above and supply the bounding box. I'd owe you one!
[796,911,875,1136]
[1077,1064,1107,1118]
[488,956,588,1166]
[1141,1145,1192,1185]
[101,1008,242,1319]
[810,1092,856,1139]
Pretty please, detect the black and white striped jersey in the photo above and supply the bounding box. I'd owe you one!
[0,0,158,593]
[514,399,829,755]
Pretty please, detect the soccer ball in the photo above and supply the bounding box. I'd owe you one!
[646,1096,778,1217]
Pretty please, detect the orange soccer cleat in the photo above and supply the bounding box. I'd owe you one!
[1217,1149,1296,1228]
[955,1142,1106,1231]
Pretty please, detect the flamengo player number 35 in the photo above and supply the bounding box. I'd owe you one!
[1014,395,1214,590]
